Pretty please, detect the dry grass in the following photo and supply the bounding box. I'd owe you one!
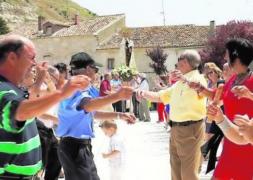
[2,0,95,22]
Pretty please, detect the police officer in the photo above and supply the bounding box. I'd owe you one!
[57,52,136,180]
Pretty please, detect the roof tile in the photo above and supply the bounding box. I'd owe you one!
[99,25,210,49]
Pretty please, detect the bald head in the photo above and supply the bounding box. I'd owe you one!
[0,35,36,85]
[0,35,35,64]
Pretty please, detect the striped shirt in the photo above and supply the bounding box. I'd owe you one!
[0,75,42,176]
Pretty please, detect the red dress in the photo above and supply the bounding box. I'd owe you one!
[213,74,253,180]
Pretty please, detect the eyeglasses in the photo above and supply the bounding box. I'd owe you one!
[89,65,99,73]
[178,57,184,62]
[207,71,214,75]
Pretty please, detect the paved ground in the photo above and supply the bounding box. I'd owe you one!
[91,111,213,180]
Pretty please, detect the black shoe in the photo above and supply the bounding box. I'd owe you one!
[144,119,151,122]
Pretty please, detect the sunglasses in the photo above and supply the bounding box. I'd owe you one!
[207,71,214,75]
[178,57,184,62]
[89,65,99,73]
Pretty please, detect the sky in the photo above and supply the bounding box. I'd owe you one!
[73,0,253,27]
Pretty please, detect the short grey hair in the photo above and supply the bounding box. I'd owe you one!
[138,73,146,79]
[180,50,201,69]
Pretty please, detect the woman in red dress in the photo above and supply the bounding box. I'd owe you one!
[192,38,253,180]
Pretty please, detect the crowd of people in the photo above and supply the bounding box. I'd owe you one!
[0,34,253,180]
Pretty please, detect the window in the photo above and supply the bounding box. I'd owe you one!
[107,58,115,70]
[46,26,52,35]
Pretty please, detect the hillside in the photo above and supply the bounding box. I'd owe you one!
[0,0,96,29]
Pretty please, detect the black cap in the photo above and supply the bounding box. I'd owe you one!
[70,52,102,70]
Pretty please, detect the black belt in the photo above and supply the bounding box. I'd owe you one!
[60,136,91,145]
[0,175,36,180]
[170,119,203,127]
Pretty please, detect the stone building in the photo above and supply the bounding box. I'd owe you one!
[2,14,214,79]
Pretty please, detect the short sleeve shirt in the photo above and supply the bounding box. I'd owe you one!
[109,133,126,167]
[158,70,207,122]
[0,75,41,176]
[56,86,99,139]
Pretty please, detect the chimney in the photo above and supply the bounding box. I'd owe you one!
[74,14,80,25]
[38,16,45,31]
[209,20,216,37]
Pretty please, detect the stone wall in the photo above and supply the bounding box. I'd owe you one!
[33,35,98,65]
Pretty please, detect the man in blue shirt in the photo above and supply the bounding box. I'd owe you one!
[57,52,136,180]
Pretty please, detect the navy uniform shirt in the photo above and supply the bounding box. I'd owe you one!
[56,86,99,139]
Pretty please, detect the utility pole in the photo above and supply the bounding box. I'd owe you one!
[160,0,166,26]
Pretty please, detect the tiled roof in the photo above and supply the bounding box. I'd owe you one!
[0,14,125,39]
[98,25,211,49]
[43,20,71,27]
[51,14,125,37]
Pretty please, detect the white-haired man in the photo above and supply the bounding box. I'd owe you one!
[137,73,151,122]
[137,50,207,180]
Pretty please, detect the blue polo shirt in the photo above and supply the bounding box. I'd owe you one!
[56,86,99,139]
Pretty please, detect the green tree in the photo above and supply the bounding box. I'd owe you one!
[199,21,253,68]
[0,17,10,35]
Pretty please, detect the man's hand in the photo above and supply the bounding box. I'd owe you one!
[207,103,225,124]
[60,75,90,99]
[136,90,145,101]
[232,85,253,100]
[34,63,48,86]
[119,113,136,124]
[234,115,253,144]
[188,81,202,91]
[116,87,133,100]
[169,70,184,82]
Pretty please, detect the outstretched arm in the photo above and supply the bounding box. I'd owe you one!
[94,111,136,124]
[16,75,90,121]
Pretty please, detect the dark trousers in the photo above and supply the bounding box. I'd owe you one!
[132,92,139,118]
[58,137,100,180]
[44,140,61,180]
[36,120,61,180]
[112,101,123,112]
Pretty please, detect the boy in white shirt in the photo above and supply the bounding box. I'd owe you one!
[100,120,126,180]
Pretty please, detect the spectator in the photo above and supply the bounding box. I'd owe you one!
[137,73,151,122]
[111,72,123,112]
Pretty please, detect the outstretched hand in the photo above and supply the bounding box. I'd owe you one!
[234,114,253,144]
[207,103,225,124]
[60,75,90,99]
[119,113,136,124]
[169,70,184,82]
[232,85,253,100]
[136,90,145,102]
[116,87,134,100]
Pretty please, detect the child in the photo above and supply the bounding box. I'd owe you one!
[100,120,126,180]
